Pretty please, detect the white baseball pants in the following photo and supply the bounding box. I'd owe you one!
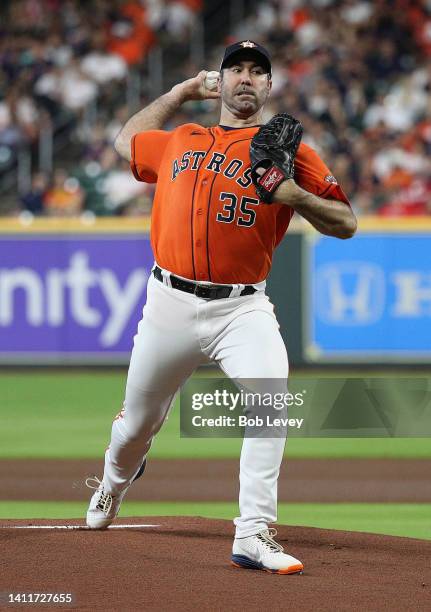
[102,266,289,538]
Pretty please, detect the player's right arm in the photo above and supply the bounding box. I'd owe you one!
[114,71,220,161]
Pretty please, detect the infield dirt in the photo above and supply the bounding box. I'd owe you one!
[1,516,431,611]
[2,459,431,610]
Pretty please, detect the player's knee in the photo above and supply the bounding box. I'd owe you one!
[120,412,164,444]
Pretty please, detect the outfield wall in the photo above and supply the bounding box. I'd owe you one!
[0,216,430,366]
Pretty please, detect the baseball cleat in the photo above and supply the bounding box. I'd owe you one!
[85,461,146,529]
[231,528,303,575]
[85,476,127,530]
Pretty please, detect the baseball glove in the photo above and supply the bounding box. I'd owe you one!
[250,113,303,203]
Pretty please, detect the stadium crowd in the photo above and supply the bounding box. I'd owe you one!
[1,0,430,218]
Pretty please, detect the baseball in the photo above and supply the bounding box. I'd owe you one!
[204,70,220,91]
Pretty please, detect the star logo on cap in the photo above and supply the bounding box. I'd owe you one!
[240,40,256,48]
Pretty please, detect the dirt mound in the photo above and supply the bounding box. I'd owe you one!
[1,517,430,611]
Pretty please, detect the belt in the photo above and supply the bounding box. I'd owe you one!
[153,266,257,300]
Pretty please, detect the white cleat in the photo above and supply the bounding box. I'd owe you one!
[85,461,146,529]
[85,476,127,530]
[231,528,304,574]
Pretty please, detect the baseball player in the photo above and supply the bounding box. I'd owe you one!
[86,40,356,574]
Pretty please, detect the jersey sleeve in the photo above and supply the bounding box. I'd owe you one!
[130,130,173,183]
[294,143,350,205]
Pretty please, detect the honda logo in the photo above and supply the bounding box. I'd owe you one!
[315,263,385,325]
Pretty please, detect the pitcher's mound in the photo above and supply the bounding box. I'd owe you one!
[1,516,430,611]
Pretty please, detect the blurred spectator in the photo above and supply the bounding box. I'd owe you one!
[51,58,98,112]
[71,146,153,215]
[43,168,84,216]
[0,87,39,147]
[20,171,49,215]
[164,1,202,40]
[81,33,128,85]
[103,161,148,211]
[107,1,155,66]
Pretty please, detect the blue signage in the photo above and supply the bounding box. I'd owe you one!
[305,232,431,361]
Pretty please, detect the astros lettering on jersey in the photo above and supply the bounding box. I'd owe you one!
[131,124,349,285]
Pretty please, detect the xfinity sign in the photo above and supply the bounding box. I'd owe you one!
[0,235,154,361]
[0,252,148,346]
[306,233,431,361]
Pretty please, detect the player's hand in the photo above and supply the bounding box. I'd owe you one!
[250,113,303,204]
[171,71,221,102]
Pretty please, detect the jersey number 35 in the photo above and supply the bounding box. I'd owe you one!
[216,192,259,228]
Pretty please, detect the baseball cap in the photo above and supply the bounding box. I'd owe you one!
[220,40,272,75]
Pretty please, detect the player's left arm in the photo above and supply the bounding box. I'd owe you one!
[272,180,357,239]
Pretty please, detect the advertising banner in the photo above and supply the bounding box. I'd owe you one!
[305,232,431,362]
[0,233,153,363]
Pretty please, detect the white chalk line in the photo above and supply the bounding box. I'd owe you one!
[0,524,161,530]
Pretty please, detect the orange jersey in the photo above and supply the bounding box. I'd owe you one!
[131,124,350,284]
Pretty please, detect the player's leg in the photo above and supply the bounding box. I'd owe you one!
[102,319,203,495]
[204,303,302,572]
[208,307,289,536]
[86,274,205,528]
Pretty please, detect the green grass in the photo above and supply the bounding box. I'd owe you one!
[1,372,430,459]
[0,501,429,540]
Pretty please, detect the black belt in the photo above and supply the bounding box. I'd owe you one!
[153,266,257,300]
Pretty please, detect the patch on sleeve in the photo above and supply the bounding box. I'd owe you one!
[324,174,338,184]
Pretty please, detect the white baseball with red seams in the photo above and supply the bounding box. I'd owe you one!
[204,71,220,91]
